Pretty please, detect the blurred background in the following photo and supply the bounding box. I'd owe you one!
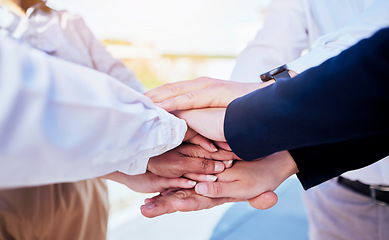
[45,1,307,239]
[48,0,270,88]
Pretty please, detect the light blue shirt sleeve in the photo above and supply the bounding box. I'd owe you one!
[0,35,187,188]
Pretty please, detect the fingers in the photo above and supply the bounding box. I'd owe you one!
[156,90,217,112]
[156,82,236,112]
[153,157,225,178]
[148,145,229,178]
[141,190,278,218]
[160,187,182,196]
[178,143,238,161]
[141,193,178,218]
[195,181,246,198]
[186,134,217,152]
[141,188,232,218]
[248,191,278,210]
[214,141,232,151]
[144,77,216,103]
[171,192,234,212]
[141,189,193,218]
[159,143,236,177]
[144,194,162,204]
[146,78,271,112]
[195,182,277,205]
[153,81,272,112]
[223,160,234,168]
[183,173,218,182]
[183,158,226,174]
[155,177,197,190]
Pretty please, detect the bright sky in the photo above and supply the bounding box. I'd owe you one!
[47,0,270,55]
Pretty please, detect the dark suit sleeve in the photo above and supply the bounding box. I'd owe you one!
[224,27,389,187]
[290,133,389,189]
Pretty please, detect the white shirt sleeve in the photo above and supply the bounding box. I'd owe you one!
[0,36,187,188]
[230,0,308,83]
[288,0,389,73]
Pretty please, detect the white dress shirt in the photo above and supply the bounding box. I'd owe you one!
[231,0,389,185]
[0,5,187,188]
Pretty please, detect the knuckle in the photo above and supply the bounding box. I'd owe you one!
[201,159,212,172]
[173,190,189,199]
[169,85,184,94]
[184,92,196,100]
[211,183,223,195]
[162,83,173,89]
[211,82,224,88]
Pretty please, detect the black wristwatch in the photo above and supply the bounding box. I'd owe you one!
[260,64,291,82]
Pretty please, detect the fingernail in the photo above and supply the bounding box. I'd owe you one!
[196,183,208,195]
[187,180,197,186]
[206,175,218,182]
[144,202,155,209]
[210,144,218,152]
[224,160,233,167]
[215,162,224,172]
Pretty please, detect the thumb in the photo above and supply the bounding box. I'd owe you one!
[195,181,243,198]
[248,191,278,210]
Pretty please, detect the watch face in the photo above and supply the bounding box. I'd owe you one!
[260,72,273,81]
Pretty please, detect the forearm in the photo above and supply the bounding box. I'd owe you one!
[0,36,186,188]
[290,132,389,190]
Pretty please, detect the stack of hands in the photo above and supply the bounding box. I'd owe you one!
[104,77,299,218]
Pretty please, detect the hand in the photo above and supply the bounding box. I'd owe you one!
[194,151,299,200]
[147,143,239,181]
[175,108,227,141]
[102,171,196,193]
[140,189,278,218]
[145,77,274,112]
[183,127,218,152]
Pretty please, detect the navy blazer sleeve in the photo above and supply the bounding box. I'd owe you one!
[224,27,389,188]
[291,133,389,189]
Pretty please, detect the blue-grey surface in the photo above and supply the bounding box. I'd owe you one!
[210,177,308,240]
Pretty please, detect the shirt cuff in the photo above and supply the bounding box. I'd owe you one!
[287,33,358,74]
[120,107,187,175]
[287,48,340,74]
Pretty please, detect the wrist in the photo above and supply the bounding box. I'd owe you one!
[260,65,298,82]
[288,70,298,78]
[102,171,127,185]
[271,151,299,182]
[281,150,299,176]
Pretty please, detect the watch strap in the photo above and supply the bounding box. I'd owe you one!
[273,69,291,80]
[260,64,291,82]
